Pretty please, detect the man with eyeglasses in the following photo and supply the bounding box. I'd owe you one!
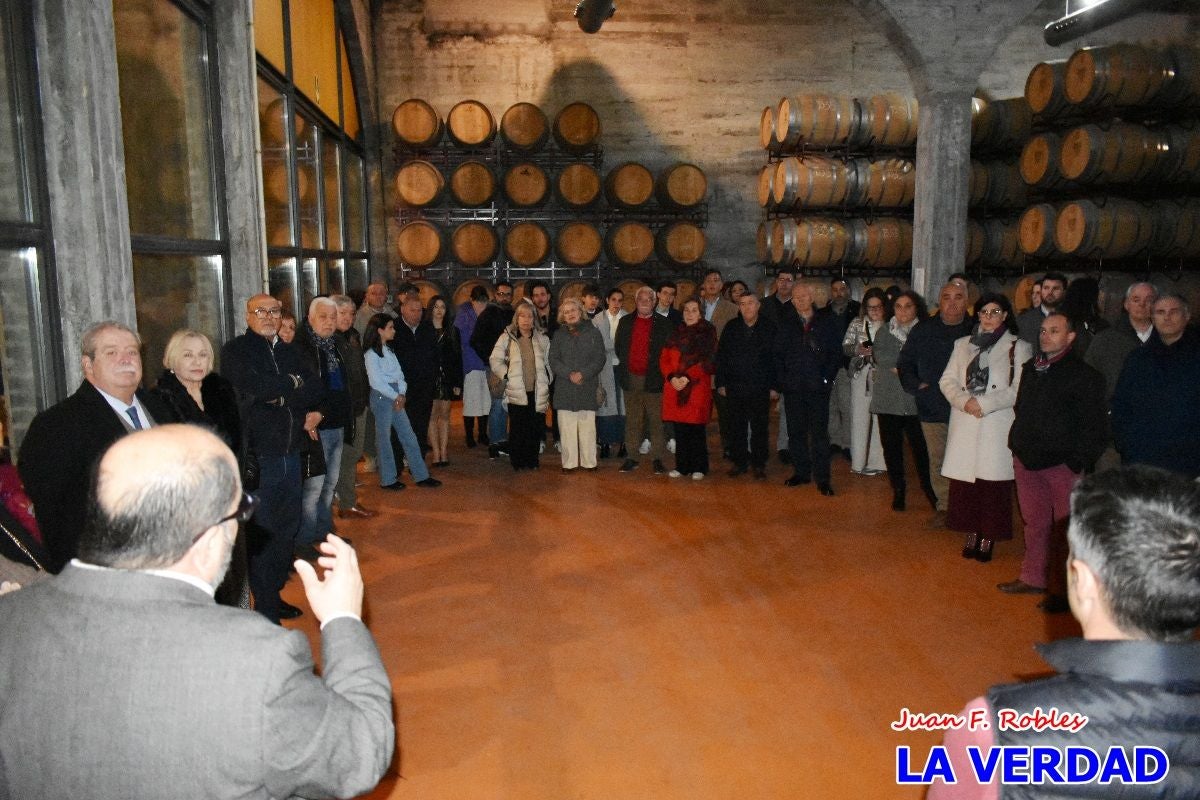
[221,294,324,623]
[470,280,516,458]
[0,425,394,800]
[19,320,171,573]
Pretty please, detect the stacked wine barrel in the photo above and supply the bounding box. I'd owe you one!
[965,96,1034,271]
[1017,43,1200,266]
[392,98,708,282]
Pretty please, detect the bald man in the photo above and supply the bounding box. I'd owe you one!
[221,294,324,622]
[0,425,394,799]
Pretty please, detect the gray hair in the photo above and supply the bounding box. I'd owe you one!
[308,296,338,316]
[81,321,140,358]
[1154,291,1190,315]
[330,294,355,310]
[634,286,655,303]
[556,297,586,324]
[1124,281,1158,301]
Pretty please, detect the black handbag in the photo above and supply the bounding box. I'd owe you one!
[301,435,326,480]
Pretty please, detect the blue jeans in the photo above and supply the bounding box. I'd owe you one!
[247,453,301,623]
[488,395,508,443]
[371,390,430,484]
[299,427,343,546]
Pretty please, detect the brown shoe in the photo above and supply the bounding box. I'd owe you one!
[337,505,377,519]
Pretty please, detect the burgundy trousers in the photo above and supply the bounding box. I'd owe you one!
[1014,457,1080,589]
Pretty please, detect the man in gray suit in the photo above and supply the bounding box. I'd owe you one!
[0,424,394,800]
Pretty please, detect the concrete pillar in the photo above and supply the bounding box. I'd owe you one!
[912,90,972,298]
[32,0,133,387]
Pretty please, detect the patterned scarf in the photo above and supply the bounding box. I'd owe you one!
[1034,343,1072,373]
[965,327,1006,396]
[308,327,345,390]
[888,315,917,344]
[665,320,717,406]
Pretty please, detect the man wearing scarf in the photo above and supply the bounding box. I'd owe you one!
[1001,312,1107,609]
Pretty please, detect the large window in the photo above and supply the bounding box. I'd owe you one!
[0,0,60,452]
[256,0,369,317]
[114,0,229,381]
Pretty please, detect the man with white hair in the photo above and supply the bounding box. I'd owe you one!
[0,425,395,799]
[614,285,672,474]
[19,320,170,572]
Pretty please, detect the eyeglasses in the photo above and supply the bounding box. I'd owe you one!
[495,290,513,297]
[192,492,257,545]
[978,308,1006,317]
[252,307,283,318]
[865,303,884,310]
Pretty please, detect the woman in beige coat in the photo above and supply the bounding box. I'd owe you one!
[490,301,552,470]
[939,292,1031,562]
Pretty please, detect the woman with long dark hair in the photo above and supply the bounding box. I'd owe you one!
[842,287,888,476]
[939,292,1031,561]
[490,301,552,471]
[426,295,462,467]
[659,297,717,479]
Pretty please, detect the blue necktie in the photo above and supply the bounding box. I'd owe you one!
[125,406,143,430]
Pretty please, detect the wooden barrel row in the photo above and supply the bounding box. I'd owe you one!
[760,156,915,210]
[396,219,706,269]
[964,218,1022,268]
[1019,197,1200,260]
[1019,122,1200,191]
[392,98,602,153]
[968,160,1028,210]
[1025,44,1200,120]
[395,160,707,210]
[757,217,913,269]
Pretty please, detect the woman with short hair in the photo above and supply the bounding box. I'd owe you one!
[550,298,606,472]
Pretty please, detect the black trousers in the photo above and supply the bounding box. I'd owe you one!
[784,388,831,484]
[405,388,434,452]
[726,391,770,469]
[673,422,709,474]
[714,391,731,453]
[877,413,933,494]
[508,393,541,469]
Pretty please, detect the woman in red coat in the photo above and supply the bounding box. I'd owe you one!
[660,297,718,479]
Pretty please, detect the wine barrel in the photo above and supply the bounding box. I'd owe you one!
[756,220,773,264]
[848,157,916,208]
[757,164,776,209]
[604,162,654,210]
[1055,198,1156,258]
[1059,122,1161,185]
[1024,60,1069,119]
[557,162,602,209]
[452,278,492,308]
[1011,274,1039,314]
[391,98,442,149]
[859,94,918,148]
[1020,133,1070,190]
[773,217,850,268]
[261,97,306,146]
[1064,44,1171,112]
[448,160,496,207]
[1158,46,1200,108]
[511,280,530,304]
[1019,203,1059,257]
[504,222,551,267]
[970,160,1027,210]
[557,279,590,305]
[446,100,496,149]
[970,96,1033,154]
[655,163,707,209]
[604,221,655,268]
[555,221,603,267]
[267,221,320,249]
[772,156,853,210]
[1151,198,1200,258]
[775,93,860,150]
[760,106,781,153]
[450,222,498,267]
[411,279,446,308]
[394,160,444,208]
[500,102,549,151]
[675,278,697,306]
[1153,123,1200,184]
[552,102,601,153]
[979,218,1021,267]
[616,279,646,313]
[396,220,444,268]
[847,218,913,268]
[263,162,305,206]
[654,222,706,268]
[503,162,550,207]
[964,219,985,266]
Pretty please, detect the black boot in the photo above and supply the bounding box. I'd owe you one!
[464,418,476,449]
[892,487,906,511]
[478,416,489,446]
[961,533,979,559]
[600,443,611,459]
[617,443,628,458]
[975,538,994,563]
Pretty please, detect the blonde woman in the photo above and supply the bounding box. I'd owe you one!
[150,329,241,450]
[490,301,552,471]
[549,297,606,472]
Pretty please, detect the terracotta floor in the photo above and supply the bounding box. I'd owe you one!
[285,415,1079,800]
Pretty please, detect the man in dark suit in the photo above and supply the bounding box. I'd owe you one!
[0,424,394,800]
[392,295,438,457]
[18,320,170,572]
[615,285,673,475]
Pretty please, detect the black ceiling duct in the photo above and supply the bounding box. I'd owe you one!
[1043,0,1175,45]
[575,0,616,33]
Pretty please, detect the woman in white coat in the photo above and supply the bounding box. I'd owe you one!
[490,301,552,471]
[939,292,1031,563]
[593,287,627,459]
[842,287,888,475]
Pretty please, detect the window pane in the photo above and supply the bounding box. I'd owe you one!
[344,150,365,252]
[0,247,51,449]
[322,136,342,251]
[299,257,319,311]
[0,10,33,223]
[114,0,218,239]
[323,258,344,296]
[268,256,299,318]
[296,117,320,249]
[260,78,296,249]
[346,258,368,294]
[132,253,226,385]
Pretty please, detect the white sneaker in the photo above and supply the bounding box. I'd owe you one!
[539,441,545,454]
[668,470,682,478]
[554,441,561,453]
[667,438,676,454]
[639,439,651,455]
[691,472,704,480]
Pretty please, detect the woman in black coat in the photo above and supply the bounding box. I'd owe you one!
[427,295,463,467]
[150,329,246,607]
